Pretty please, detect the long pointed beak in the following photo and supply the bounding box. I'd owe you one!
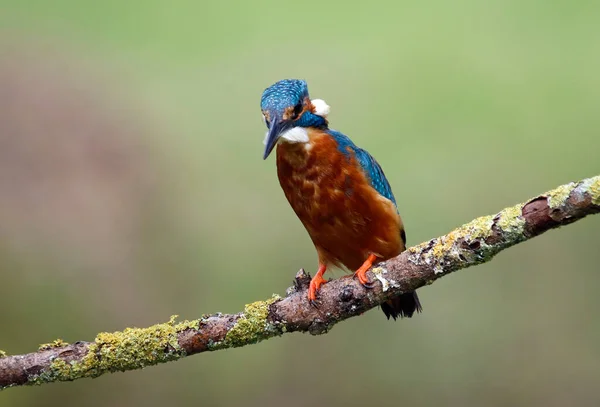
[263,117,289,160]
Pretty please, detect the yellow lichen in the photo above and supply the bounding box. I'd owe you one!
[437,216,492,256]
[46,358,71,378]
[495,203,526,240]
[30,315,201,385]
[547,182,576,209]
[461,214,496,240]
[39,339,69,351]
[587,176,600,205]
[371,267,391,291]
[409,214,499,274]
[408,176,600,277]
[433,215,495,256]
[216,295,282,349]
[175,318,201,331]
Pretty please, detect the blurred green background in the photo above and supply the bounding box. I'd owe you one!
[1,0,599,406]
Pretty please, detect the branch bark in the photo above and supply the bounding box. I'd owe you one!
[1,175,599,390]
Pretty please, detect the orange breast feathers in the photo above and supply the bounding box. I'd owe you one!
[275,129,405,271]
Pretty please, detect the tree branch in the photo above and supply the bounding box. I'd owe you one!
[1,176,599,390]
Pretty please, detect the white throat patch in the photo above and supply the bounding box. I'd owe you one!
[279,127,309,143]
[262,127,309,145]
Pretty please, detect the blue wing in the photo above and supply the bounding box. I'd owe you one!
[327,130,398,207]
[354,147,397,207]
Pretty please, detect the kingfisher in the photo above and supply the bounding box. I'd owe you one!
[261,79,422,320]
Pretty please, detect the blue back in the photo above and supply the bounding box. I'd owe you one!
[327,130,398,208]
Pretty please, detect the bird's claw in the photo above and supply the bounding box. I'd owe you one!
[307,273,327,305]
[360,279,376,289]
[354,269,375,288]
[354,254,378,289]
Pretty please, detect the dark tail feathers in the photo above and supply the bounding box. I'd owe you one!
[381,291,422,320]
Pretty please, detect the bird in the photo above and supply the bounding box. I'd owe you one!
[260,79,422,320]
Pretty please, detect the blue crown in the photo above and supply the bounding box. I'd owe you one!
[261,79,309,112]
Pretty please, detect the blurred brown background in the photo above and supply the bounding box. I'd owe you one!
[1,1,599,406]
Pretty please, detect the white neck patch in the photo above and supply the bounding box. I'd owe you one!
[311,99,330,117]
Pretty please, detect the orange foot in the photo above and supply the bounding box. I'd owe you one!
[308,264,327,304]
[354,253,378,288]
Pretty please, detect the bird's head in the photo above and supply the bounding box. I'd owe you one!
[260,79,330,159]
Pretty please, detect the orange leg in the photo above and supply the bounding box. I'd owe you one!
[354,253,378,288]
[308,264,327,302]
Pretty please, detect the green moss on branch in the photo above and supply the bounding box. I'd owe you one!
[30,316,200,386]
[1,175,598,390]
[211,295,282,350]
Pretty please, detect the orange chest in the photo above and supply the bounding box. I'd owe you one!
[274,132,404,268]
[275,134,355,217]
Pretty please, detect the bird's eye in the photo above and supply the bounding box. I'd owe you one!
[292,103,303,119]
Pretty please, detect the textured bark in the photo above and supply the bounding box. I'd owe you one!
[1,175,599,390]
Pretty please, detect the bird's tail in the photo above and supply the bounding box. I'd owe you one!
[381,291,422,320]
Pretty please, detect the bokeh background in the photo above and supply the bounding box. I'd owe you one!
[1,1,599,406]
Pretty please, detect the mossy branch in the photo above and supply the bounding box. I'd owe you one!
[1,175,599,390]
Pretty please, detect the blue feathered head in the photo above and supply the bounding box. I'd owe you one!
[260,79,329,159]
